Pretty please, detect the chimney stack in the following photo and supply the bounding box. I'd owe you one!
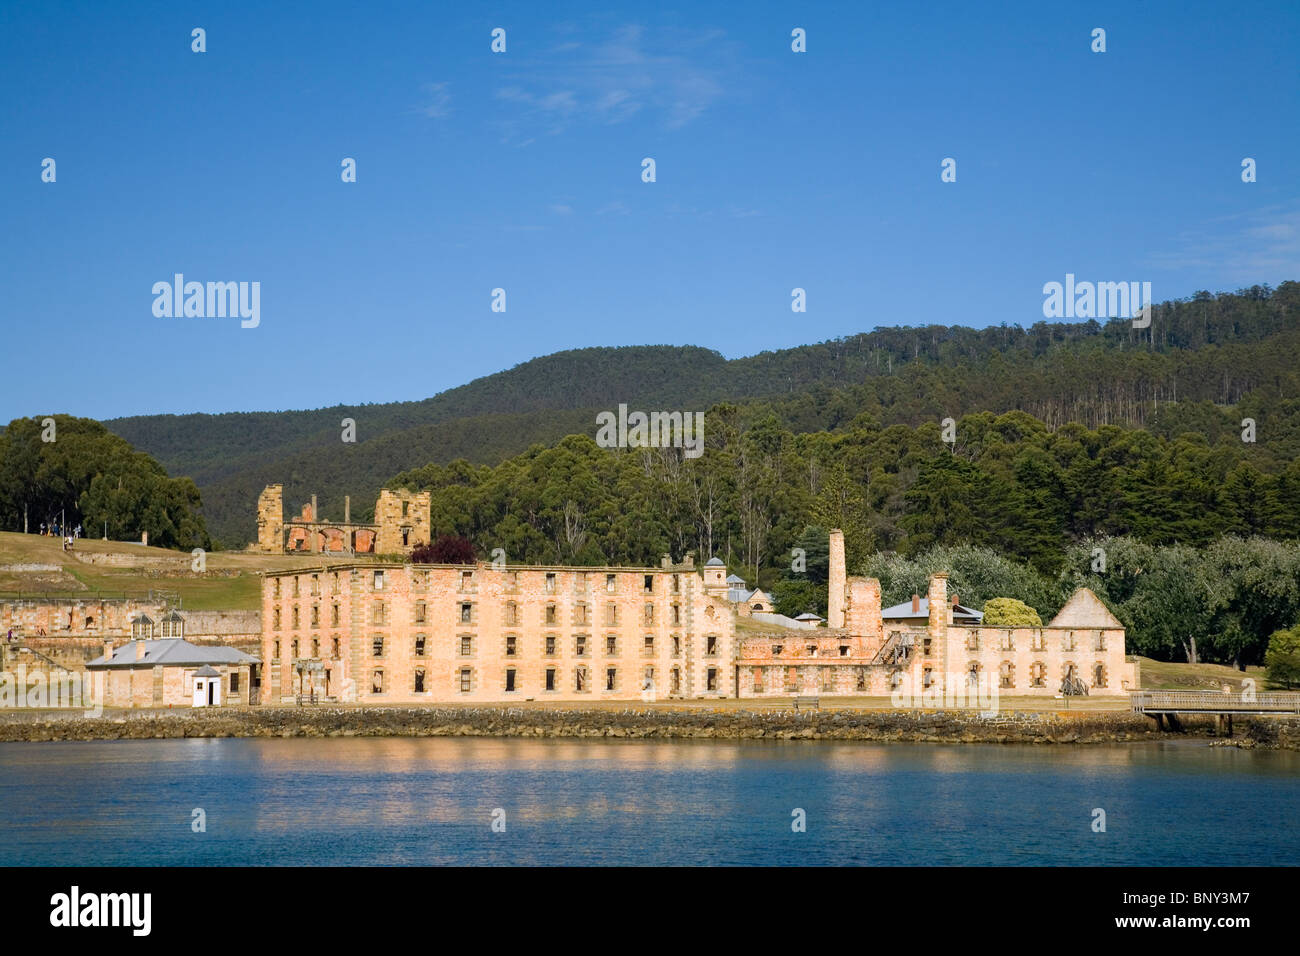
[102,641,114,661]
[952,593,960,608]
[311,494,318,522]
[344,495,351,524]
[661,553,672,569]
[135,639,147,661]
[828,529,846,629]
[911,593,920,614]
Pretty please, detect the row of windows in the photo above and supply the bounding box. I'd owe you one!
[273,632,723,661]
[271,598,691,630]
[274,638,342,660]
[745,662,1109,691]
[272,605,343,629]
[964,633,1108,653]
[367,664,717,695]
[272,572,347,599]
[941,661,1107,689]
[272,568,691,602]
[497,571,684,595]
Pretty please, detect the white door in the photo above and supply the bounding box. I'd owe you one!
[192,677,207,707]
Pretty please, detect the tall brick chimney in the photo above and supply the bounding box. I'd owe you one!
[828,529,846,629]
[102,640,113,661]
[135,639,147,661]
[927,573,949,677]
[911,593,920,614]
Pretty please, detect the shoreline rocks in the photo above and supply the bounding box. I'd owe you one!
[1,706,1294,748]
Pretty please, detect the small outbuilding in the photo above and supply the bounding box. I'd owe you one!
[86,638,259,709]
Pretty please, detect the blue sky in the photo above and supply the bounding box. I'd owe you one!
[1,0,1297,421]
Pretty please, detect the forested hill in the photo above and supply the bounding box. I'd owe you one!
[104,283,1300,548]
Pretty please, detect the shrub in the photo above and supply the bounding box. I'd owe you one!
[1265,626,1300,689]
[410,535,475,564]
[981,597,1042,627]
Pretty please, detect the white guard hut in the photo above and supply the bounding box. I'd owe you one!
[192,664,223,707]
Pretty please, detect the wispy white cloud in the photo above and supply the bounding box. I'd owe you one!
[418,82,452,118]
[490,23,737,143]
[1145,203,1300,282]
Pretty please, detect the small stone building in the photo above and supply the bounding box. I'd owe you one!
[86,638,260,709]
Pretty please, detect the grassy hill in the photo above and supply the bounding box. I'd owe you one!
[0,531,367,611]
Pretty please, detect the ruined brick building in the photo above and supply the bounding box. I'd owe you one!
[261,555,734,704]
[254,484,431,555]
[734,531,1138,698]
[258,530,1137,704]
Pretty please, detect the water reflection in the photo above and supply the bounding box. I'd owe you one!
[1,738,1296,866]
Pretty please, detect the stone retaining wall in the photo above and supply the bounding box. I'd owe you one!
[1,706,1275,745]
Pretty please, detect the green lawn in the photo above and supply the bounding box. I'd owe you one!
[1136,656,1270,691]
[0,531,366,611]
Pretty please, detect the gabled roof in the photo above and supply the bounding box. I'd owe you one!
[87,639,258,669]
[1048,588,1123,629]
[881,597,984,624]
[194,665,221,677]
[724,574,747,585]
[730,587,772,605]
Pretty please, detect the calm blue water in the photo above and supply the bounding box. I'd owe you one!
[0,738,1295,865]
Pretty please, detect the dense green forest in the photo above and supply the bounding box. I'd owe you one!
[0,416,208,549]
[391,405,1300,575]
[102,283,1300,547]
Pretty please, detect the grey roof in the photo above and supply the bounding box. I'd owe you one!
[794,612,824,621]
[730,587,772,605]
[87,638,258,669]
[750,612,806,629]
[194,665,220,677]
[881,597,984,623]
[724,574,747,585]
[705,557,725,567]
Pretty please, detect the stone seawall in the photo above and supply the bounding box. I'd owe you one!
[2,706,1287,746]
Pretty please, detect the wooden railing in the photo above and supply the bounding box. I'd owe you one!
[1131,690,1300,714]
